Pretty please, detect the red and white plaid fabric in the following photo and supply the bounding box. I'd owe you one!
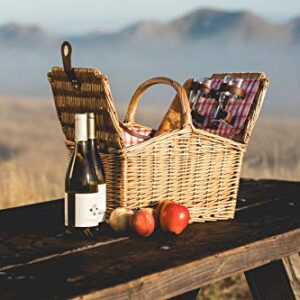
[193,78,261,139]
[121,126,155,147]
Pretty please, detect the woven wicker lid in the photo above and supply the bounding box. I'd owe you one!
[48,67,124,151]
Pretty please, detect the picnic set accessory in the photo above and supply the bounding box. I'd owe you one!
[187,75,262,140]
[209,76,246,129]
[48,41,269,222]
[188,76,247,131]
[189,78,213,126]
[189,77,212,110]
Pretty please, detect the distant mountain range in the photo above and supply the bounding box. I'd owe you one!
[0,23,51,47]
[0,8,299,118]
[1,8,300,48]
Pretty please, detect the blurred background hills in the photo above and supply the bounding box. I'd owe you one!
[0,8,300,117]
[1,9,300,47]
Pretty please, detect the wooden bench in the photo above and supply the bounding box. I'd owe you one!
[0,179,299,299]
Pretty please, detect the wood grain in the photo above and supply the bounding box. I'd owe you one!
[0,200,126,270]
[0,179,297,270]
[283,254,300,300]
[0,179,299,299]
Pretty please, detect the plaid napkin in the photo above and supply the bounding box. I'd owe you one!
[193,78,261,139]
[121,126,155,147]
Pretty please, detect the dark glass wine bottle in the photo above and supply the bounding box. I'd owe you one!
[87,113,106,223]
[65,113,99,235]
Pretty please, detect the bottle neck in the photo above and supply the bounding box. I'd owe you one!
[88,117,96,140]
[87,129,105,180]
[75,115,88,142]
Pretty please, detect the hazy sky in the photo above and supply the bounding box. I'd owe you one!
[1,0,300,34]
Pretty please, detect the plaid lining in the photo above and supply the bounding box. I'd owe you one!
[193,78,261,138]
[122,126,155,147]
[121,78,260,146]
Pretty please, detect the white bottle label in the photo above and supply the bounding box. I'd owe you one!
[97,184,106,223]
[64,193,100,227]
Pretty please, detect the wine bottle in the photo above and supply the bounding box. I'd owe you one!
[87,113,106,223]
[65,113,100,234]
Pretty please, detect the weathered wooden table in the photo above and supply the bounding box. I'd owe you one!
[0,179,299,300]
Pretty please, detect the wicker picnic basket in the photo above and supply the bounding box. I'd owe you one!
[48,67,269,222]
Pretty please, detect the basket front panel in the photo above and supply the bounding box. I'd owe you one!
[100,152,125,216]
[124,130,244,222]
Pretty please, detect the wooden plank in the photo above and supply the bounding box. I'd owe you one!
[245,260,296,300]
[1,228,299,300]
[236,179,300,211]
[283,254,300,300]
[169,245,300,300]
[0,182,299,300]
[0,199,127,270]
[0,179,299,271]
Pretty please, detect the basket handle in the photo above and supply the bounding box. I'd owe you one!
[124,77,192,128]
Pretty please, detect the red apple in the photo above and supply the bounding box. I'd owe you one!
[155,200,175,222]
[142,207,155,219]
[130,208,155,237]
[160,202,190,235]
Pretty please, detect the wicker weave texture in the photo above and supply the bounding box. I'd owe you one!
[66,127,245,222]
[123,128,245,221]
[49,71,268,223]
[48,67,124,150]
